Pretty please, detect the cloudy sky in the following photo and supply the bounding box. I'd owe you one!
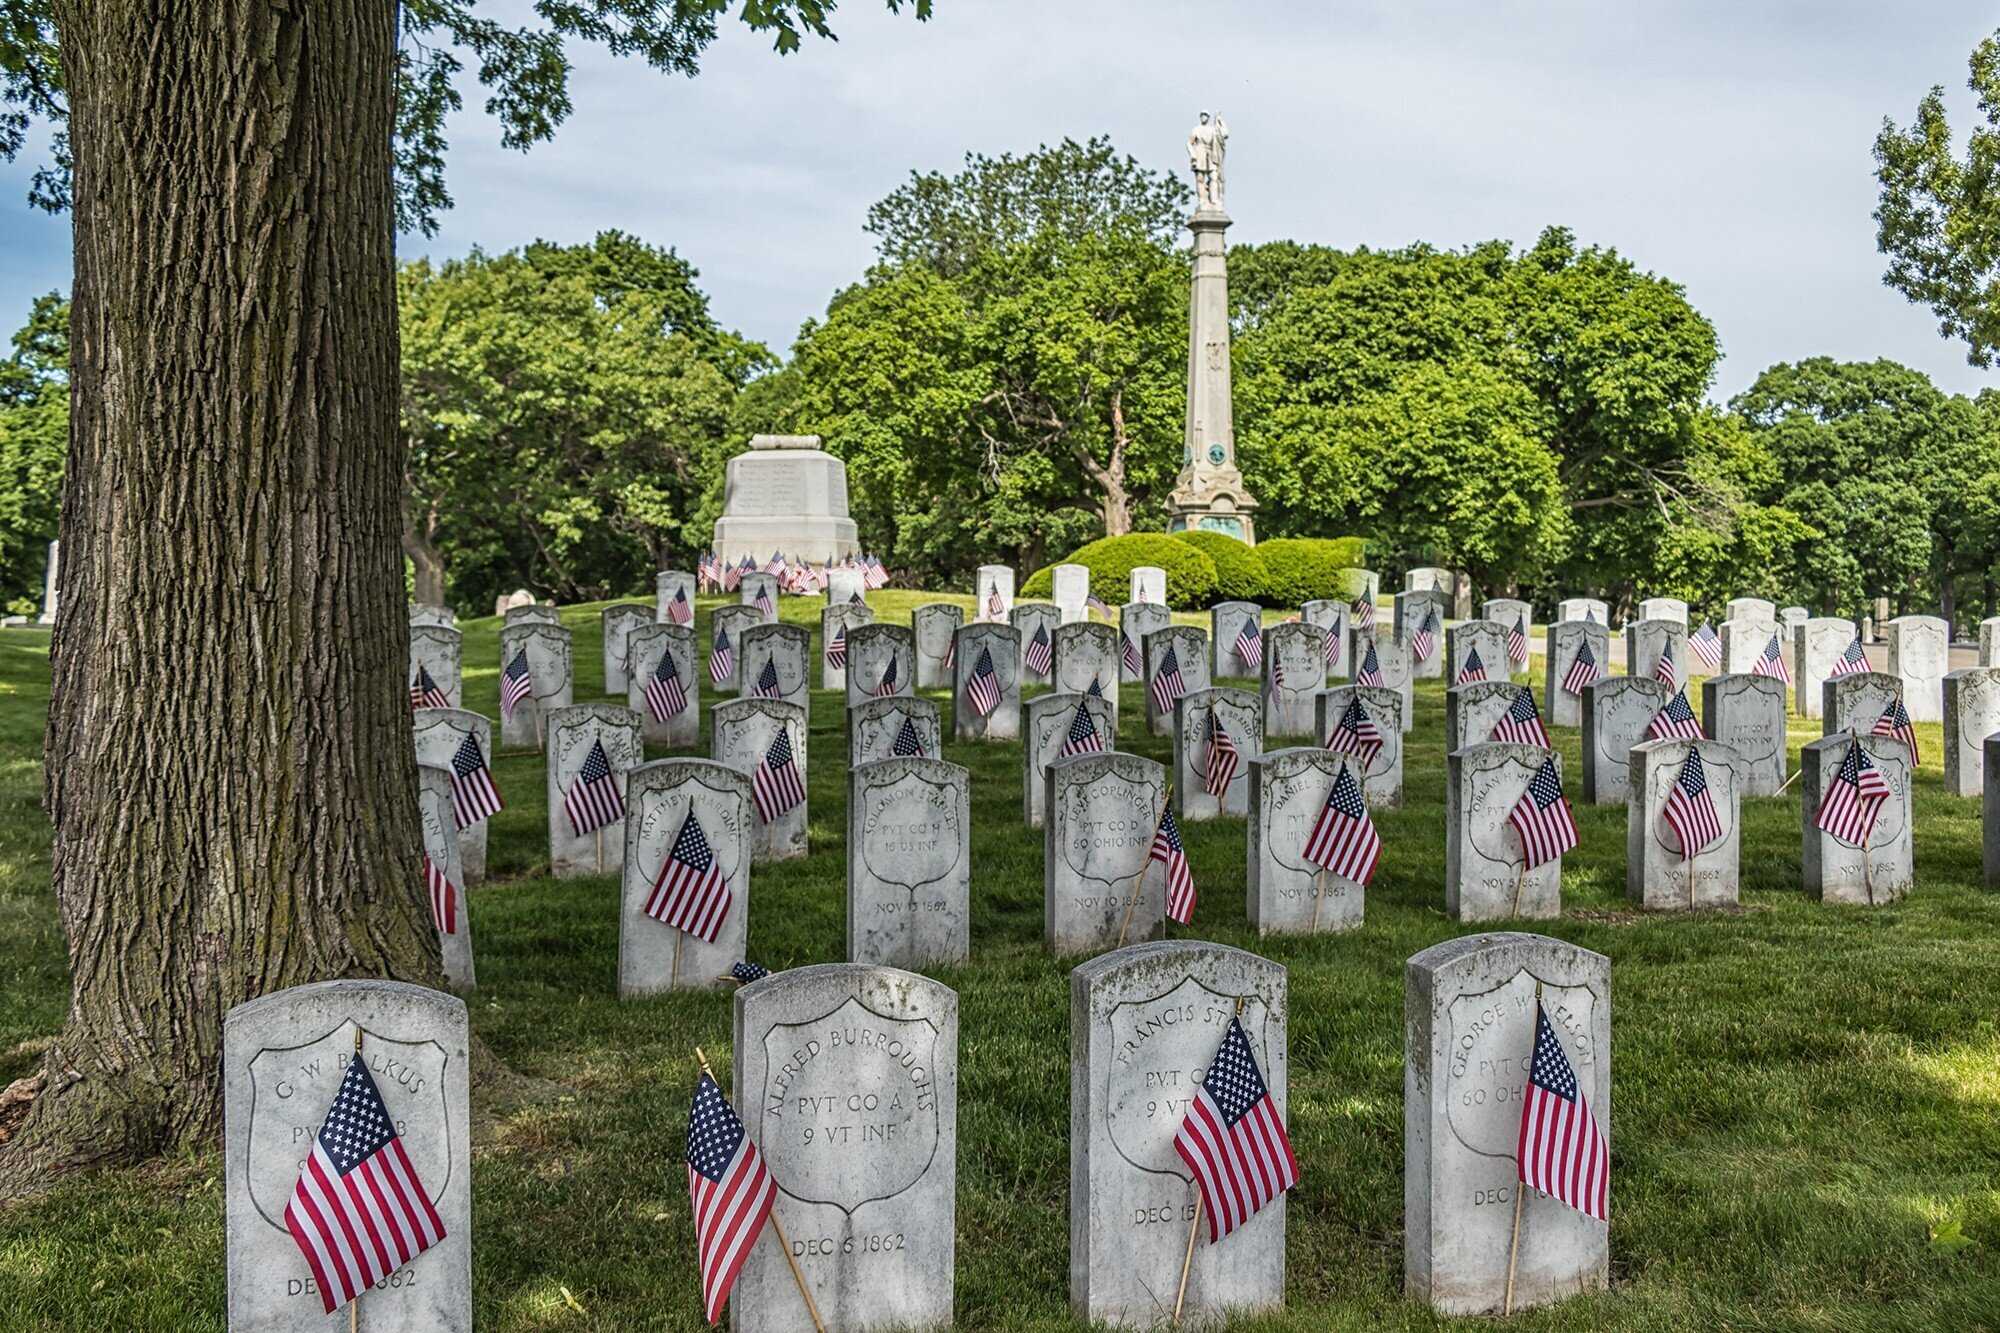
[3,2,1997,399]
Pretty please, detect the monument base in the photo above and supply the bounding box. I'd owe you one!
[712,434,862,564]
[714,515,859,566]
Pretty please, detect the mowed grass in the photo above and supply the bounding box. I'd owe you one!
[2,591,1999,1330]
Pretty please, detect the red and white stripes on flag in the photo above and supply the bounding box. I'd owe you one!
[1645,690,1705,742]
[646,808,732,942]
[685,1073,777,1325]
[1829,636,1869,678]
[667,586,695,625]
[1025,623,1054,677]
[965,647,1002,718]
[1203,710,1240,799]
[1233,617,1263,672]
[1489,687,1551,749]
[709,630,734,686]
[1752,632,1792,685]
[1661,745,1723,857]
[1517,1005,1608,1222]
[1815,737,1892,846]
[1325,695,1384,765]
[1148,644,1187,716]
[562,739,626,836]
[500,650,534,721]
[825,624,848,668]
[1454,645,1487,685]
[1688,621,1722,672]
[1301,764,1381,887]
[1651,647,1679,689]
[1872,697,1919,765]
[1121,632,1142,676]
[1509,758,1580,869]
[447,731,502,828]
[423,853,458,935]
[1350,595,1375,630]
[284,1058,447,1315]
[410,664,449,710]
[1507,617,1529,668]
[1152,804,1196,925]
[1559,639,1605,696]
[1173,1016,1300,1243]
[645,650,690,722]
[751,727,806,823]
[1409,610,1438,664]
[1321,624,1340,670]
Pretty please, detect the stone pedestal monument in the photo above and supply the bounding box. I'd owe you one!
[1168,112,1259,543]
[711,434,859,565]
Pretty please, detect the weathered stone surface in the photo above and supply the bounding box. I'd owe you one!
[844,623,915,709]
[1719,617,1780,676]
[712,698,810,862]
[738,622,812,710]
[1582,676,1672,805]
[626,622,700,747]
[1727,596,1776,624]
[1800,733,1913,904]
[851,695,942,766]
[1637,596,1687,625]
[619,760,752,997]
[1625,618,1689,687]
[1626,739,1744,910]
[976,564,1015,621]
[1701,673,1787,796]
[1045,752,1168,953]
[1301,599,1350,679]
[1054,621,1122,721]
[738,570,781,616]
[654,569,695,622]
[1144,625,1211,737]
[1069,942,1288,1327]
[709,604,766,694]
[1404,934,1609,1315]
[712,434,860,565]
[410,624,462,709]
[1361,629,1415,733]
[1543,620,1610,730]
[504,602,560,627]
[1395,590,1449,680]
[418,765,476,989]
[848,758,971,967]
[952,622,1021,742]
[911,603,964,689]
[1012,602,1062,684]
[1248,747,1368,934]
[1119,603,1171,683]
[1557,597,1607,625]
[1173,686,1259,822]
[1446,744,1568,920]
[820,601,874,691]
[1129,566,1167,605]
[1053,563,1092,623]
[1982,617,2000,668]
[545,704,642,878]
[1821,671,1902,738]
[1885,614,1948,722]
[1482,599,1533,677]
[1261,620,1326,740]
[1986,735,2000,887]
[1446,620,1510,686]
[826,566,868,606]
[1406,566,1455,595]
[601,603,652,694]
[498,622,572,749]
[412,709,493,884]
[1943,668,2000,797]
[1024,691,1117,827]
[1780,605,1809,629]
[731,965,957,1333]
[224,981,472,1332]
[411,604,454,628]
[1210,601,1265,680]
[1315,686,1405,806]
[1445,682,1524,754]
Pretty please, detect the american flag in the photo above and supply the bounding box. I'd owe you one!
[729,961,769,984]
[563,739,625,836]
[1121,631,1142,676]
[1325,695,1384,764]
[1661,745,1723,858]
[645,809,731,941]
[1560,639,1605,696]
[410,664,449,710]
[667,586,694,626]
[1829,636,1869,678]
[825,624,848,668]
[1350,595,1376,630]
[1816,738,1891,847]
[1149,644,1187,715]
[873,652,902,697]
[965,647,1001,717]
[1233,616,1263,672]
[890,715,927,758]
[849,588,866,606]
[1507,617,1529,668]
[1409,608,1439,664]
[645,649,689,722]
[985,585,1004,620]
[1153,804,1196,924]
[1517,1005,1608,1222]
[1321,624,1340,670]
[1203,710,1241,798]
[1057,699,1105,758]
[1752,632,1792,685]
[941,632,956,671]
[762,552,784,576]
[1491,687,1551,748]
[709,629,734,686]
[751,727,806,823]
[749,657,783,700]
[751,585,775,620]
[448,731,502,827]
[1509,758,1579,868]
[1652,646,1679,689]
[1454,645,1487,686]
[1173,1016,1300,1243]
[500,650,533,721]
[1087,675,1105,698]
[697,553,717,592]
[1689,621,1722,671]
[1646,690,1705,742]
[1025,622,1054,677]
[1355,640,1384,687]
[1302,763,1381,886]
[422,852,458,935]
[684,1072,776,1325]
[862,555,889,589]
[1872,697,1919,764]
[283,1057,447,1315]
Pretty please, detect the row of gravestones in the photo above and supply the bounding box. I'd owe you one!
[224,932,1610,1329]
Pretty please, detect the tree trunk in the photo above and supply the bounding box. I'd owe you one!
[1070,391,1132,536]
[4,1,440,1191]
[403,502,448,608]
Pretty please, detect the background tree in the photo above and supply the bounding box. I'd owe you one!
[0,292,66,615]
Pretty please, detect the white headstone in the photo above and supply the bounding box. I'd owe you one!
[1627,738,1744,910]
[1779,605,1809,628]
[1315,686,1405,806]
[712,697,810,862]
[497,622,573,749]
[1556,597,1607,625]
[1300,600,1350,679]
[1636,596,1688,625]
[1406,565,1454,595]
[409,603,454,629]
[410,624,463,710]
[418,764,476,989]
[738,570,781,618]
[1129,566,1167,605]
[654,569,695,623]
[1069,941,1288,1326]
[975,565,1015,622]
[412,708,493,883]
[847,757,971,967]
[826,566,868,605]
[1012,602,1062,684]
[1726,596,1776,624]
[709,604,766,694]
[850,695,942,767]
[952,622,1021,742]
[1885,614,1948,722]
[626,622,700,747]
[619,759,752,996]
[503,601,559,627]
[1248,747,1369,934]
[712,434,860,564]
[599,603,652,695]
[1445,682,1527,754]
[1173,686,1259,821]
[1210,601,1265,680]
[1394,590,1450,680]
[1338,566,1381,609]
[1119,603,1171,683]
[1981,616,2000,669]
[844,623,915,709]
[1445,744,1569,920]
[1581,676,1672,805]
[1023,691,1118,827]
[1360,628,1416,734]
[1625,619,1690,689]
[1404,933,1609,1314]
[1144,625,1211,737]
[738,622,812,710]
[544,704,642,878]
[38,538,57,623]
[1821,671,1902,738]
[820,600,874,691]
[1701,674,1787,796]
[1482,598,1533,677]
[1719,617,1780,676]
[1543,620,1610,730]
[1261,621,1326,740]
[1045,752,1168,953]
[911,603,964,689]
[1800,733,1913,904]
[1446,620,1511,687]
[1053,563,1092,623]
[1053,621,1122,718]
[1943,668,2000,797]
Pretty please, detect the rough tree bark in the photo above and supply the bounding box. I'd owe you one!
[2,1,441,1190]
[403,493,448,607]
[1068,388,1132,537]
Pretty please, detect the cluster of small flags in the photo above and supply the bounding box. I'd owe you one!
[697,551,890,595]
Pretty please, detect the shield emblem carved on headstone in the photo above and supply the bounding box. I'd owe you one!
[1443,972,1597,1162]
[1104,976,1270,1178]
[244,1022,455,1233]
[1060,768,1159,884]
[860,771,962,890]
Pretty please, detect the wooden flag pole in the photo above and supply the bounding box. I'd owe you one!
[351,1024,363,1333]
[1502,978,1544,1317]
[670,929,684,990]
[1171,1194,1204,1327]
[693,1048,826,1333]
[1847,728,1876,907]
[1310,868,1328,933]
[1509,856,1529,919]
[1117,787,1170,948]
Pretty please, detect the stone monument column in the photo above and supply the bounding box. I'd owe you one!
[1170,112,1259,543]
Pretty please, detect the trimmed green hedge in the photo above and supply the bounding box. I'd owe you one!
[1171,530,1268,603]
[1255,536,1370,607]
[1020,534,1220,607]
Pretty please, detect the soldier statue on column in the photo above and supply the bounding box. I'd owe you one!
[1188,111,1228,210]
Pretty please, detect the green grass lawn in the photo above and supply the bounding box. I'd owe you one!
[2,592,1998,1330]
